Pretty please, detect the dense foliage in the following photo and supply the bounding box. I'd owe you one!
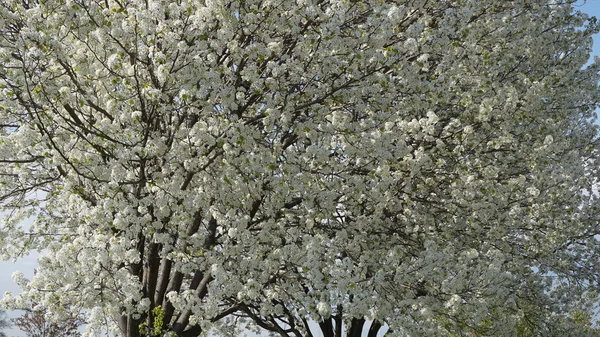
[1,0,600,336]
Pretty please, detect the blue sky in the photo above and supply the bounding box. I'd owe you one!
[2,2,600,337]
[578,0,600,62]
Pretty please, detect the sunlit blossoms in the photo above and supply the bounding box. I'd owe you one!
[1,0,600,336]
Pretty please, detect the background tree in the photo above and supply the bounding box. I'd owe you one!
[0,310,11,337]
[0,0,600,336]
[13,305,84,337]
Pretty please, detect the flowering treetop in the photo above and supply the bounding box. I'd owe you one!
[0,0,600,336]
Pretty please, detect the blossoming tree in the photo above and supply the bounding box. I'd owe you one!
[1,0,600,336]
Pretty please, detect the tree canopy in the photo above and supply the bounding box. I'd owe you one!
[1,0,600,336]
